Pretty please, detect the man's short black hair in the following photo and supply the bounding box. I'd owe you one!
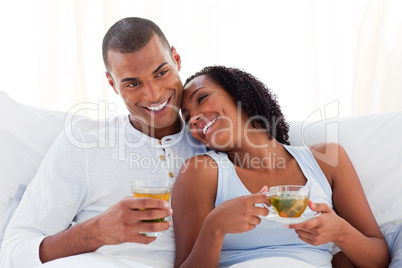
[102,17,171,72]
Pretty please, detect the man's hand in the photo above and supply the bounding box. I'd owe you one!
[93,197,172,245]
[40,197,172,263]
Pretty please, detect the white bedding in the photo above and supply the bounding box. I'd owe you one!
[228,257,316,268]
[36,252,165,268]
[2,92,402,267]
[36,254,314,268]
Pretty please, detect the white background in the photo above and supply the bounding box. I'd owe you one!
[0,0,401,122]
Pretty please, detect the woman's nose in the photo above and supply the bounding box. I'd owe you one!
[190,115,201,126]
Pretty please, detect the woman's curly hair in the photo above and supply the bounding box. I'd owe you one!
[184,66,290,145]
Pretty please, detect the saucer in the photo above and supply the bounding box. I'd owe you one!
[259,210,321,225]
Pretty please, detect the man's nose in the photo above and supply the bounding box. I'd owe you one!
[144,81,163,102]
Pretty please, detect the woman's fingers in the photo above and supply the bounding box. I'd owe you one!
[309,201,331,213]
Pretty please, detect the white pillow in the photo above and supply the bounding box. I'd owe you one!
[0,92,66,244]
[289,111,402,227]
[228,257,315,268]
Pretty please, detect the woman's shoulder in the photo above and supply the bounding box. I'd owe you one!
[183,153,219,169]
[308,143,349,186]
[308,142,347,165]
[178,153,219,183]
[174,153,220,206]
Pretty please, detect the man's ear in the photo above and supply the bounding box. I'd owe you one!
[171,46,181,71]
[106,72,119,95]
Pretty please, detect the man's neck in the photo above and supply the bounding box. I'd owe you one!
[129,115,183,140]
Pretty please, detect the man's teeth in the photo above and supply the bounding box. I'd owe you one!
[203,118,217,135]
[147,99,168,111]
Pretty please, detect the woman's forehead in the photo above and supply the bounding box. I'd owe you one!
[184,75,208,91]
[185,75,221,96]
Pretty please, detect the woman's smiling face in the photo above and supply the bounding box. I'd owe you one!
[182,75,249,151]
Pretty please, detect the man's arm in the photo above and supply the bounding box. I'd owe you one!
[39,197,172,263]
[0,197,171,267]
[0,123,171,267]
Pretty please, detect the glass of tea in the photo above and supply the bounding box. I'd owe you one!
[264,185,310,218]
[131,178,173,237]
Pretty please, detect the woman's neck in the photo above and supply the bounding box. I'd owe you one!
[226,133,291,170]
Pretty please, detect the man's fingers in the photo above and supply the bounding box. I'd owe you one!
[123,220,171,243]
[256,186,268,194]
[128,231,158,244]
[136,221,171,234]
[134,235,157,244]
[126,197,170,210]
[133,208,173,221]
[117,197,172,224]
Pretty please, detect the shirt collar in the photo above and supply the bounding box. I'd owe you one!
[123,115,187,148]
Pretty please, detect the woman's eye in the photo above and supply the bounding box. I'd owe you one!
[197,95,207,103]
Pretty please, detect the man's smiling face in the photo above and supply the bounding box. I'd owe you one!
[107,35,183,137]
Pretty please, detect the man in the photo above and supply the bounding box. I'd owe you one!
[0,17,205,267]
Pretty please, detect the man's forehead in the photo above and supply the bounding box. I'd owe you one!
[108,51,171,81]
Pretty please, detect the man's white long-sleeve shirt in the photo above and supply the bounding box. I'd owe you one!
[0,116,205,268]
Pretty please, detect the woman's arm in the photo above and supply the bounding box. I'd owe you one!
[172,155,221,267]
[289,143,390,268]
[172,155,269,268]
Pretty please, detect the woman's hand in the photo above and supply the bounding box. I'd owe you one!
[205,187,269,236]
[286,201,346,246]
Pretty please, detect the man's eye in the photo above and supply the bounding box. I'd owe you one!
[156,70,168,77]
[128,81,140,87]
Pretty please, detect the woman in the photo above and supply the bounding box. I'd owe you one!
[172,66,389,267]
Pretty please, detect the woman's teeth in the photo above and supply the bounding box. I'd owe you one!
[147,99,168,111]
[203,118,217,135]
